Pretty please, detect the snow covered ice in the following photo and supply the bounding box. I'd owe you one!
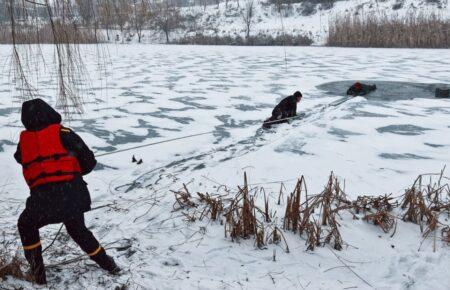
[0,45,449,289]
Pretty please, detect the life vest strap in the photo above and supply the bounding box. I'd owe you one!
[27,171,81,188]
[22,153,71,169]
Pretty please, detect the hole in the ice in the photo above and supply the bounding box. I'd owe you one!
[316,81,449,100]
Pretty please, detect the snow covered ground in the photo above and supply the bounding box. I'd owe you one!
[120,0,450,44]
[0,44,449,289]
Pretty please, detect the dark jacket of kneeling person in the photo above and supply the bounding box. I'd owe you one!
[272,91,302,119]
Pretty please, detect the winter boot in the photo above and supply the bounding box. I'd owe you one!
[89,248,121,274]
[24,245,47,285]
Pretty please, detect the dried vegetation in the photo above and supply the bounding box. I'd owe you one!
[328,12,450,48]
[174,169,450,252]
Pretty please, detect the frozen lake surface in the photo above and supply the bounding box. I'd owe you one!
[0,45,449,289]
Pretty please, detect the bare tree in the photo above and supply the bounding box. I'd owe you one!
[133,0,150,43]
[242,0,254,40]
[98,0,113,41]
[113,0,132,42]
[151,1,182,44]
[75,0,95,27]
[201,0,207,11]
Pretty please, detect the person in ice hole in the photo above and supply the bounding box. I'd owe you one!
[14,99,120,285]
[346,81,377,96]
[263,91,302,128]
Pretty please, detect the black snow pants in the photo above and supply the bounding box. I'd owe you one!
[17,211,107,284]
[18,212,101,256]
[263,107,292,128]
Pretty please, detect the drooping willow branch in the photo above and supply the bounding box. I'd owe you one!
[6,0,104,117]
[8,0,36,100]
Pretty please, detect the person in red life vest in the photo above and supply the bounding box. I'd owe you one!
[346,81,377,96]
[14,99,119,285]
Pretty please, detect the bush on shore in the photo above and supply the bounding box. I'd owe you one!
[327,12,450,48]
[0,23,103,44]
[173,32,313,46]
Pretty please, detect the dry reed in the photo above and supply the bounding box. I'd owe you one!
[328,12,450,48]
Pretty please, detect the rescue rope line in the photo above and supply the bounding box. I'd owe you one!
[42,97,353,254]
[95,131,215,158]
[328,96,352,107]
[262,115,303,125]
[42,203,118,254]
[42,225,63,253]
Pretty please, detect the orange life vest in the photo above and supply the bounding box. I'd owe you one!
[19,124,82,188]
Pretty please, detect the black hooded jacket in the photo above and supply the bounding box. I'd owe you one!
[272,95,298,118]
[15,99,97,222]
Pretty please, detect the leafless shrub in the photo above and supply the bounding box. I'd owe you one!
[328,12,450,48]
[151,0,182,43]
[363,210,396,233]
[283,173,350,251]
[304,221,320,250]
[0,24,102,44]
[184,173,290,251]
[224,173,258,241]
[401,175,440,231]
[0,253,30,282]
[98,0,114,41]
[197,192,224,221]
[283,177,305,233]
[354,194,398,234]
[113,0,133,42]
[174,32,313,46]
[241,0,254,40]
[132,0,151,43]
[0,238,30,282]
[353,194,397,214]
[177,169,449,252]
[172,183,197,211]
[401,183,432,227]
[399,171,450,251]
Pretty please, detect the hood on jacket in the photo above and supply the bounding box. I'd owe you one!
[21,98,62,131]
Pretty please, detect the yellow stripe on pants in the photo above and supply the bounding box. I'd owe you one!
[23,241,41,250]
[88,246,102,257]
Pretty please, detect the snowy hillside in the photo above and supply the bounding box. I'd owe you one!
[0,44,449,289]
[134,0,450,44]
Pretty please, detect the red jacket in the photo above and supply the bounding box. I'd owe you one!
[19,124,82,188]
